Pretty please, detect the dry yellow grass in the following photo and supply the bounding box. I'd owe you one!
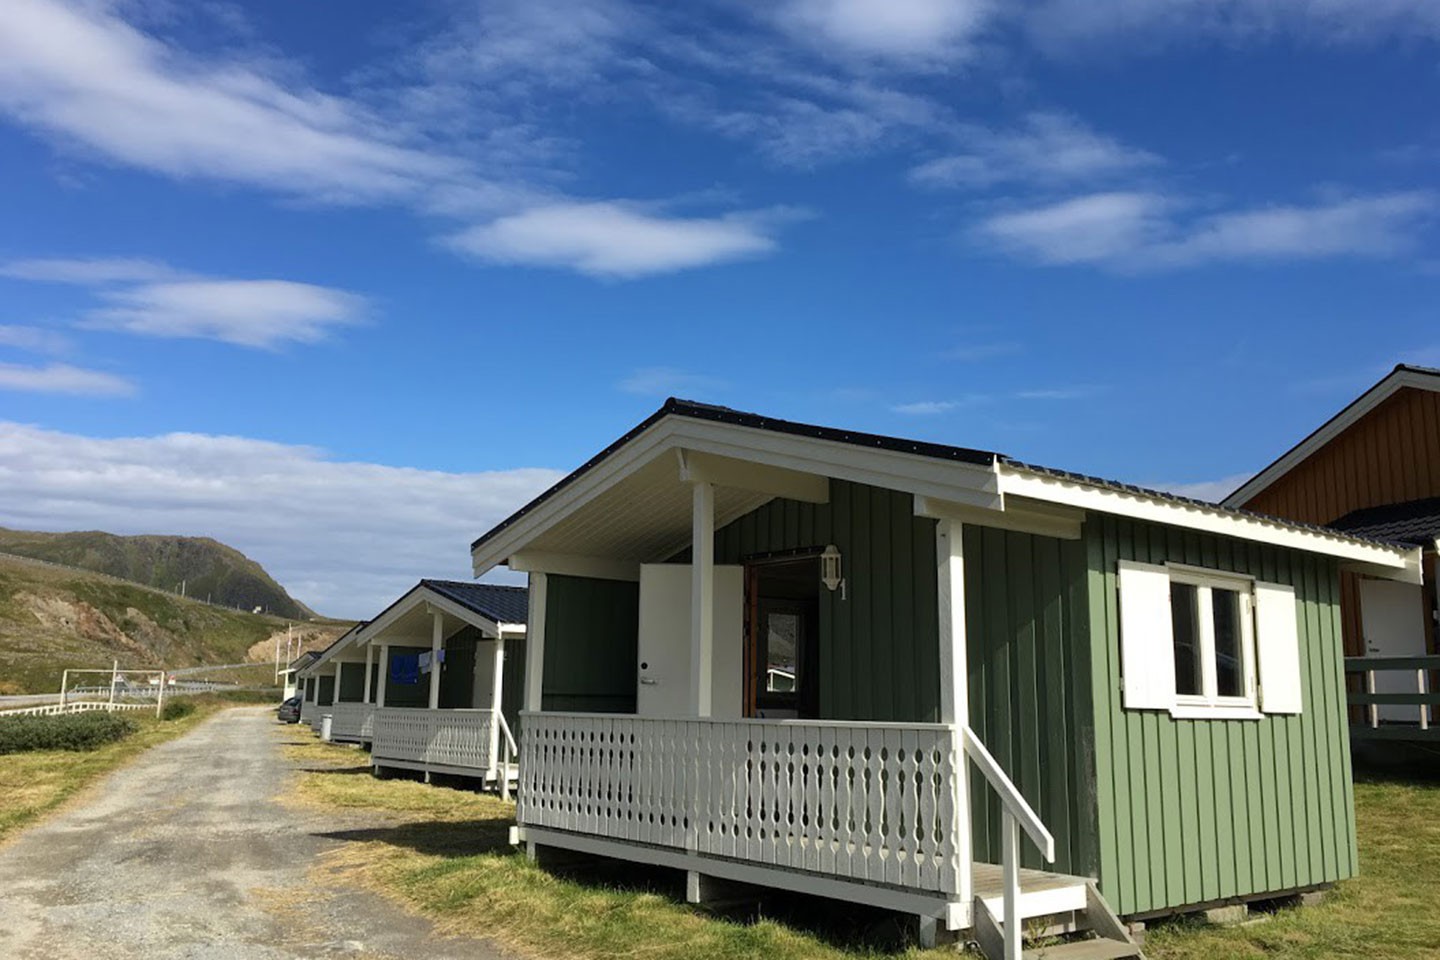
[281,732,1440,960]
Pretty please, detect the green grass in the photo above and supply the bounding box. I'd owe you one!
[0,698,242,841]
[282,734,1440,960]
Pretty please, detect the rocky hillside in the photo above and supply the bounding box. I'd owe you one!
[0,528,316,620]
[0,553,350,695]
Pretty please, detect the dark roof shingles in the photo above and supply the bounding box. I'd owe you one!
[422,579,529,625]
[1329,497,1440,547]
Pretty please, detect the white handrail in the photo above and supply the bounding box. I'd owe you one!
[495,709,518,802]
[962,726,1055,960]
[962,726,1055,861]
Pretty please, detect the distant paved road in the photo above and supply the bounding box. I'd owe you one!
[0,707,506,960]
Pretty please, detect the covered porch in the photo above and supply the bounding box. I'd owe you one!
[471,404,1115,956]
[358,580,527,791]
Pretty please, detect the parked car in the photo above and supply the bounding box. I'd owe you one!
[276,696,302,724]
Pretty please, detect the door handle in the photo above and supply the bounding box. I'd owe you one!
[639,678,658,686]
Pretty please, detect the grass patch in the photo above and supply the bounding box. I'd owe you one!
[1142,775,1440,959]
[284,735,1440,960]
[283,733,930,960]
[0,699,249,842]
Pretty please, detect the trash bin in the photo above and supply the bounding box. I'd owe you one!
[321,714,333,741]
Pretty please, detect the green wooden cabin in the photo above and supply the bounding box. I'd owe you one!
[470,400,1419,956]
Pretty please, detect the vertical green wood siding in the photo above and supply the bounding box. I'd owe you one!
[317,674,335,706]
[714,480,940,723]
[1086,515,1357,917]
[502,637,527,729]
[381,645,429,707]
[964,526,1097,881]
[542,574,639,713]
[439,630,476,708]
[337,661,366,701]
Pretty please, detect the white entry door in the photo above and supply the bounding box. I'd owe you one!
[636,563,744,718]
[1359,578,1429,722]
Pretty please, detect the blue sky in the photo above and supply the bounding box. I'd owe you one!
[0,0,1436,616]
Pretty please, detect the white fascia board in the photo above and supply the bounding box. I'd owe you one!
[999,464,1421,580]
[471,414,1002,576]
[1223,368,1440,508]
[358,586,501,644]
[508,551,640,582]
[915,493,1084,540]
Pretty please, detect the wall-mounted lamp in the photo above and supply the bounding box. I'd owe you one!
[820,544,844,596]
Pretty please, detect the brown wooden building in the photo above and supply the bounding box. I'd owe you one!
[1225,364,1439,732]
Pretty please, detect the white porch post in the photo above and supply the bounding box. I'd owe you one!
[936,518,973,910]
[429,609,444,710]
[690,480,715,718]
[362,644,374,705]
[376,644,390,708]
[525,573,547,712]
[490,633,506,777]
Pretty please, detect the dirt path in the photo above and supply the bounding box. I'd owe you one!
[0,707,506,959]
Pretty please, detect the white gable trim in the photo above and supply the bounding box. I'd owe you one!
[471,415,1001,576]
[357,584,505,644]
[1224,366,1440,508]
[998,464,1421,581]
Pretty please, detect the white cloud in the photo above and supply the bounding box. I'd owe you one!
[0,1,791,280]
[0,256,176,285]
[0,421,564,617]
[87,279,365,348]
[974,190,1437,269]
[909,112,1160,190]
[0,324,70,354]
[3,256,367,349]
[976,191,1174,266]
[775,0,995,63]
[617,367,726,397]
[1028,0,1440,52]
[0,0,467,205]
[1150,473,1254,505]
[0,362,134,396]
[892,400,960,415]
[447,202,792,278]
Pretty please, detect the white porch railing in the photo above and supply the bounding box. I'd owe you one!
[962,727,1055,960]
[517,712,966,895]
[0,700,152,718]
[371,707,496,775]
[328,702,375,741]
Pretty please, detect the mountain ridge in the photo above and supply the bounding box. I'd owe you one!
[0,527,316,620]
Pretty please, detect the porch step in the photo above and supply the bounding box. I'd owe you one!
[973,880,1144,960]
[1023,937,1141,960]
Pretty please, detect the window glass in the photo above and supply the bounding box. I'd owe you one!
[1171,583,1203,696]
[1212,587,1244,698]
[764,611,799,693]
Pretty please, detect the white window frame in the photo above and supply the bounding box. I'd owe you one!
[1167,565,1261,720]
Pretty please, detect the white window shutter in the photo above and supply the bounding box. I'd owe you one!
[1255,581,1304,714]
[1118,560,1177,710]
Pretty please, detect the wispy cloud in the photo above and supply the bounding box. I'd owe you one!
[1027,0,1440,53]
[447,202,796,278]
[0,324,70,354]
[0,361,134,397]
[1015,386,1098,400]
[772,0,996,65]
[0,420,563,617]
[0,0,798,280]
[909,112,1160,190]
[892,400,964,415]
[3,257,367,349]
[618,367,727,397]
[974,190,1438,270]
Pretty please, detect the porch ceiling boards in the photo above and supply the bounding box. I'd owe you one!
[520,455,774,564]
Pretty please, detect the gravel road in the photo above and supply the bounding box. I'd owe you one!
[0,707,507,960]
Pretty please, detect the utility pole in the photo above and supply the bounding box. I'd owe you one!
[274,631,281,682]
[108,659,119,706]
[60,668,69,706]
[155,668,166,719]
